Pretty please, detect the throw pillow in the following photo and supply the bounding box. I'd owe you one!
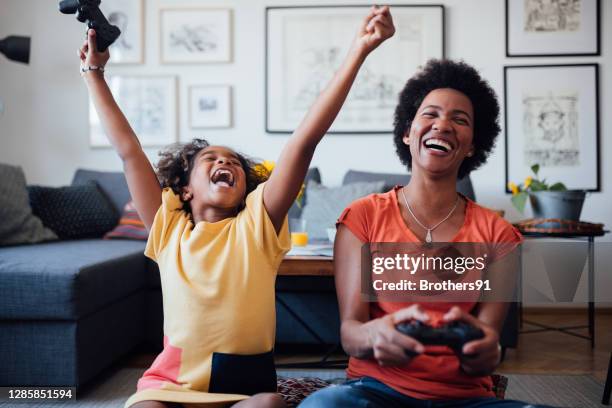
[0,164,58,246]
[28,183,119,240]
[277,377,331,407]
[104,201,148,240]
[300,181,385,240]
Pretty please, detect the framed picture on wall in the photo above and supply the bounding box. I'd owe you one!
[189,85,232,128]
[266,5,445,133]
[160,7,232,63]
[90,76,177,147]
[506,0,600,57]
[100,0,144,64]
[504,64,600,192]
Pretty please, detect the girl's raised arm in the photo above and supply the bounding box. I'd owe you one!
[80,29,161,230]
[263,6,395,232]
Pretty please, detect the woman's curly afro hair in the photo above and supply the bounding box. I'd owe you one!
[393,59,501,179]
[156,138,268,212]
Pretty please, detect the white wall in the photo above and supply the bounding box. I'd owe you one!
[1,0,610,301]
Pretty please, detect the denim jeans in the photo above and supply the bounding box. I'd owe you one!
[298,377,555,408]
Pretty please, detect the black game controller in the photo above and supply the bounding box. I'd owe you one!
[396,320,484,356]
[59,0,121,52]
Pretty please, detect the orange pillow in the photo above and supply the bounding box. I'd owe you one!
[104,201,148,240]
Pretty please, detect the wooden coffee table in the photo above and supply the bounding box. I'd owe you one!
[278,255,333,276]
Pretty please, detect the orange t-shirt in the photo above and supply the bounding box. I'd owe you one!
[338,186,523,401]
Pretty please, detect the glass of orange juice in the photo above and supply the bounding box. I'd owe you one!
[289,218,308,246]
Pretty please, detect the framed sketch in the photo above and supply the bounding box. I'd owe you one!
[90,76,177,147]
[266,5,445,134]
[506,0,600,57]
[160,7,232,63]
[189,85,232,128]
[504,64,600,192]
[100,0,144,64]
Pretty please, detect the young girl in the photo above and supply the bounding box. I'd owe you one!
[79,6,395,408]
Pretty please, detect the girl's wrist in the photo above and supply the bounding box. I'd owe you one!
[82,69,105,82]
[81,64,105,76]
[348,44,369,62]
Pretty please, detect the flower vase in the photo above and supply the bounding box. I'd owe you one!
[528,190,586,221]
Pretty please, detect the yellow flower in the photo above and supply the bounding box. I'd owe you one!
[508,182,519,195]
[524,176,533,189]
[296,183,305,208]
[261,160,275,173]
[254,160,305,206]
[253,160,275,179]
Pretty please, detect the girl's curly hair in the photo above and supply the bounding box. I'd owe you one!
[155,138,269,213]
[393,59,501,179]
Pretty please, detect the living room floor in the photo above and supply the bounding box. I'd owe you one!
[498,310,612,383]
[126,310,612,383]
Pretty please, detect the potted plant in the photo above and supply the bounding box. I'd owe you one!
[508,164,586,221]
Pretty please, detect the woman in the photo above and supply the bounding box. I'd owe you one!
[300,60,554,407]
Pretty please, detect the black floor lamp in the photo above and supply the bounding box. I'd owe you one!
[0,35,30,64]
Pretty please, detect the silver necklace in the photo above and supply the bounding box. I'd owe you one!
[400,188,459,243]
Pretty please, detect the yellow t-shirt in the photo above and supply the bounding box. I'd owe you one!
[125,182,291,408]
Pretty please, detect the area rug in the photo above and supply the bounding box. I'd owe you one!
[0,369,605,407]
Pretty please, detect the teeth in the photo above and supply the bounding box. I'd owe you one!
[212,169,234,186]
[425,138,452,152]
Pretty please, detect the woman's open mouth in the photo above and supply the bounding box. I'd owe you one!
[423,138,454,156]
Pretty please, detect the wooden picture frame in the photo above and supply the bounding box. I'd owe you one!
[265,5,445,133]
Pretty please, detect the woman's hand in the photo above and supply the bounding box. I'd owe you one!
[443,306,502,376]
[362,305,429,367]
[78,29,110,71]
[352,5,395,56]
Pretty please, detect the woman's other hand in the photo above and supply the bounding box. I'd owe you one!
[78,29,110,70]
[362,304,429,367]
[352,5,395,56]
[443,306,502,376]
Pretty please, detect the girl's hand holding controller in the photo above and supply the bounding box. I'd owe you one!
[78,29,109,76]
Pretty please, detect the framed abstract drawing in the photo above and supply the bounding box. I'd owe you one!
[189,85,232,128]
[160,7,232,63]
[265,5,445,133]
[504,64,600,192]
[100,0,144,64]
[506,0,600,57]
[90,76,177,147]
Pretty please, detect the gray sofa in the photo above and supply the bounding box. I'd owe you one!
[0,169,161,387]
[0,168,517,388]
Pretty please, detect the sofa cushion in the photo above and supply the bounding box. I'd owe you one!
[0,239,147,320]
[28,183,119,239]
[342,170,476,201]
[72,169,131,214]
[0,164,57,246]
[300,181,385,240]
[105,201,148,240]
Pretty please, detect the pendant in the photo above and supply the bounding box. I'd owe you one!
[425,229,433,243]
